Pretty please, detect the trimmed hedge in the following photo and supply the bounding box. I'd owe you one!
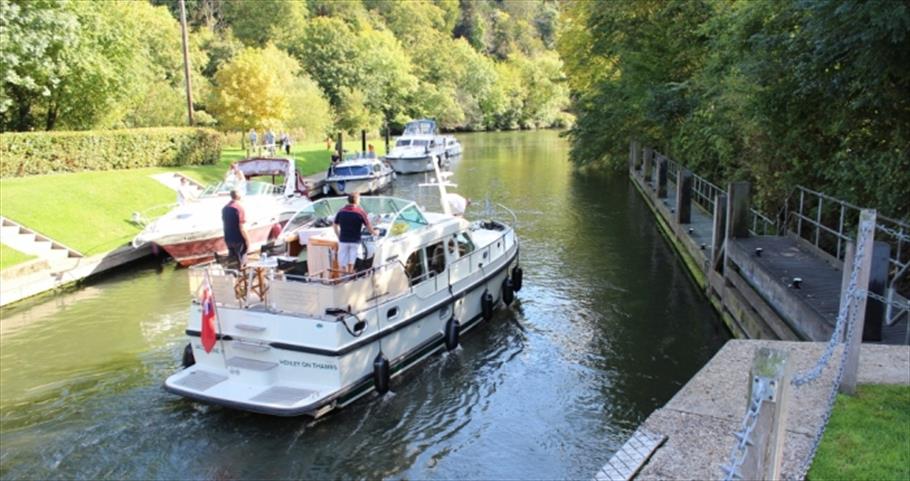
[0,127,223,177]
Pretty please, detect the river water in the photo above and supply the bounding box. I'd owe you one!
[0,131,728,480]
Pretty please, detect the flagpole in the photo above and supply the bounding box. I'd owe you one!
[204,269,229,369]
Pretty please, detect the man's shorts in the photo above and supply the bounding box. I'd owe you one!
[337,242,360,268]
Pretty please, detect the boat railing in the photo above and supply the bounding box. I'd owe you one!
[188,225,518,317]
[188,257,413,315]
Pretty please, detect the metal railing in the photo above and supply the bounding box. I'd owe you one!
[749,208,778,236]
[784,186,909,308]
[692,174,723,215]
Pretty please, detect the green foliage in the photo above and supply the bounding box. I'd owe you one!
[559,0,910,217]
[0,0,208,131]
[3,0,570,141]
[223,0,307,47]
[0,128,222,177]
[209,44,317,131]
[809,385,910,481]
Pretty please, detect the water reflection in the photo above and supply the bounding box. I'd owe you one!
[0,131,726,480]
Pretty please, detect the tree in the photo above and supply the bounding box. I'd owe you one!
[284,16,364,107]
[222,0,307,47]
[209,44,299,131]
[0,0,80,131]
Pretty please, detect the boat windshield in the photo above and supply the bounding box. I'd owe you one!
[331,165,371,177]
[200,180,282,197]
[343,152,377,161]
[403,120,437,135]
[412,140,428,147]
[282,196,427,236]
[396,139,411,147]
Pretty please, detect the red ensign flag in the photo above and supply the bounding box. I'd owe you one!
[200,280,217,353]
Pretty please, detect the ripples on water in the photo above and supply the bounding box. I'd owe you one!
[0,131,727,480]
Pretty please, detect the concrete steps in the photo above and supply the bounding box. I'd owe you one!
[0,216,83,264]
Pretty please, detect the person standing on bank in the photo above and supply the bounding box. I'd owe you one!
[333,193,377,274]
[247,129,258,157]
[222,189,250,266]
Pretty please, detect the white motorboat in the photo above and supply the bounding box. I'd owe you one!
[132,158,311,266]
[164,164,522,417]
[384,119,461,174]
[323,153,395,196]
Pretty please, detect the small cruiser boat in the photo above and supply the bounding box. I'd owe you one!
[132,158,311,266]
[385,119,461,174]
[323,152,395,196]
[164,165,522,417]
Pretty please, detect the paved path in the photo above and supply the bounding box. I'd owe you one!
[628,339,909,480]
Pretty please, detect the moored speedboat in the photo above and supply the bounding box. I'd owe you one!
[132,158,311,266]
[164,172,522,417]
[323,153,395,196]
[384,119,460,174]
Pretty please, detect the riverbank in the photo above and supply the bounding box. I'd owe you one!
[595,339,910,480]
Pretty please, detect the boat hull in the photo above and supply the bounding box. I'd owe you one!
[164,239,519,416]
[386,155,443,174]
[158,223,276,266]
[325,172,394,196]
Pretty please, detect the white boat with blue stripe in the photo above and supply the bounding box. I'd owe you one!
[323,152,395,196]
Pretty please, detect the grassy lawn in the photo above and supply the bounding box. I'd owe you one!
[0,139,387,255]
[0,244,35,270]
[808,384,910,481]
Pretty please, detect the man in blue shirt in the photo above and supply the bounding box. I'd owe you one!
[333,193,377,273]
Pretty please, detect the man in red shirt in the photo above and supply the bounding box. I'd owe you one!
[333,193,377,273]
[222,189,250,265]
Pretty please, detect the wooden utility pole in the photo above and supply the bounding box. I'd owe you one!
[179,0,195,126]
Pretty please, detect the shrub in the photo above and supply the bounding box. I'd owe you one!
[0,127,223,177]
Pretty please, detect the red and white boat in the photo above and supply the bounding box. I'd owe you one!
[132,158,311,266]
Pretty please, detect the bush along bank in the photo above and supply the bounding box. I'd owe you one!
[0,127,222,177]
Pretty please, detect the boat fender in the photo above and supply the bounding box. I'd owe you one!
[444,317,460,351]
[502,277,515,306]
[511,266,524,292]
[481,290,494,321]
[181,343,195,368]
[373,353,390,395]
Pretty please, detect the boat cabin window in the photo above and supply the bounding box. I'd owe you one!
[396,139,411,147]
[413,140,428,147]
[332,165,371,177]
[456,232,475,256]
[404,249,426,285]
[426,242,446,275]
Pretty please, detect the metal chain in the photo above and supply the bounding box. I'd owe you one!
[875,223,910,242]
[721,384,767,481]
[791,220,873,386]
[791,280,861,480]
[859,289,910,312]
